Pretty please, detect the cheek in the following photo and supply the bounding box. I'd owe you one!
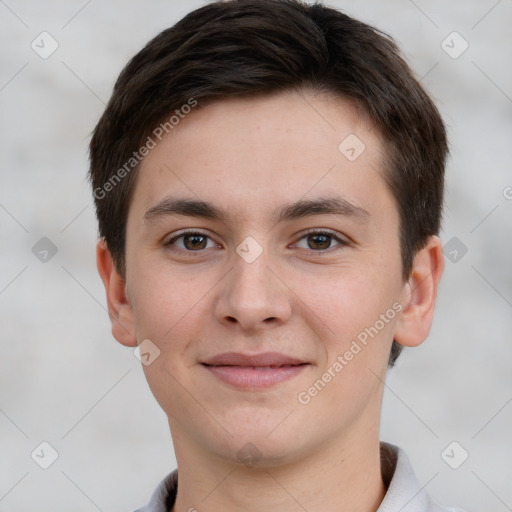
[294,271,399,423]
[300,267,399,342]
[129,263,211,412]
[126,258,209,355]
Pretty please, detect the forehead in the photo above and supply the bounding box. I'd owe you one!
[128,89,395,227]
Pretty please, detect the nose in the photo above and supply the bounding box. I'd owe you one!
[214,245,292,333]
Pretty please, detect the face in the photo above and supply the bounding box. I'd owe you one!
[121,90,408,466]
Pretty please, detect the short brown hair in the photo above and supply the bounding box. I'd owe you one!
[88,0,448,366]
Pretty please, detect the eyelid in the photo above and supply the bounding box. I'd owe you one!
[165,228,351,253]
[292,228,351,250]
[166,228,212,242]
[165,229,220,250]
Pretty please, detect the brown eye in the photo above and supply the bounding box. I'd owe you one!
[294,230,348,252]
[167,232,215,251]
[306,233,332,250]
[183,234,208,250]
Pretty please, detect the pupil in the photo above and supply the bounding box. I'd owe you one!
[309,234,330,250]
[186,235,206,250]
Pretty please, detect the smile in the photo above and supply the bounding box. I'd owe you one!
[202,364,309,389]
[201,352,310,389]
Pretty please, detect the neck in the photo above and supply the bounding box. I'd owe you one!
[170,425,386,512]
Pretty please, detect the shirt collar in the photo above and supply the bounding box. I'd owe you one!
[377,442,455,512]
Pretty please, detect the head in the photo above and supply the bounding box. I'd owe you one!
[90,0,446,467]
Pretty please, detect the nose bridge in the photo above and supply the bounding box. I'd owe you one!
[215,239,291,330]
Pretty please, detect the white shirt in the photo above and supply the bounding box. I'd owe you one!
[133,442,465,512]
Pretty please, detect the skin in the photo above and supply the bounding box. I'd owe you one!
[97,89,444,512]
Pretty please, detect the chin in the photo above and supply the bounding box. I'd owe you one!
[226,435,303,469]
[186,410,299,466]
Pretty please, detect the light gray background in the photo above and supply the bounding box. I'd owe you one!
[1,0,511,511]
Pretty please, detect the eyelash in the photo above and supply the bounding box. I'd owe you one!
[165,228,350,255]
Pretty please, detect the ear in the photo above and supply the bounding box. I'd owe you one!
[96,239,137,347]
[394,235,444,348]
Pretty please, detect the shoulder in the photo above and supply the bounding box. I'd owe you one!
[378,442,467,512]
[132,470,178,512]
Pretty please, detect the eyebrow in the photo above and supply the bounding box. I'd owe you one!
[143,195,370,225]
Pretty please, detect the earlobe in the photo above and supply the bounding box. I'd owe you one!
[394,236,444,348]
[96,239,138,347]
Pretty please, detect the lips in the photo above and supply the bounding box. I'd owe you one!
[202,351,306,367]
[201,352,309,389]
